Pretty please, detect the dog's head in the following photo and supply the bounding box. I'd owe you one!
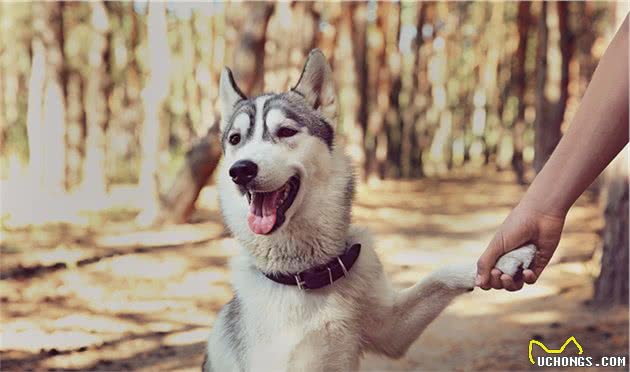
[218,49,351,243]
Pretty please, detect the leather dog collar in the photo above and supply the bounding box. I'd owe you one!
[264,243,361,290]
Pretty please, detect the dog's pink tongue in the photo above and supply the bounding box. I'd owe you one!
[247,191,281,235]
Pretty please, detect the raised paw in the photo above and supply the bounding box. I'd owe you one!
[494,244,536,277]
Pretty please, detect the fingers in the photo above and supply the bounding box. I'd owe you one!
[476,234,505,289]
[480,269,533,291]
[529,252,551,279]
[523,269,538,284]
[490,268,503,289]
[482,270,527,291]
[500,273,525,291]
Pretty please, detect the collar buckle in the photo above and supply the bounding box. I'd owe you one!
[294,273,308,291]
[337,256,349,277]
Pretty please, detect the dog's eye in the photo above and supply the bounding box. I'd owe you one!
[229,133,241,145]
[277,127,298,138]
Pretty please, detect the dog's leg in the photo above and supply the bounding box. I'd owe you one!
[363,244,536,358]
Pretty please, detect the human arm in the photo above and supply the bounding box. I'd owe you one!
[476,15,629,290]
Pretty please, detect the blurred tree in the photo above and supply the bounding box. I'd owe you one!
[82,0,111,197]
[335,2,368,180]
[365,2,400,180]
[2,4,34,164]
[593,150,629,307]
[233,2,274,94]
[534,2,574,173]
[473,3,504,167]
[412,3,435,178]
[510,1,531,185]
[427,3,453,175]
[533,2,549,174]
[137,2,171,225]
[26,2,67,194]
[399,2,424,178]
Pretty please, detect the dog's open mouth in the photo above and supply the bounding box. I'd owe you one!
[246,175,300,235]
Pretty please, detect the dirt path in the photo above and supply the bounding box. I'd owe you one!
[1,171,627,371]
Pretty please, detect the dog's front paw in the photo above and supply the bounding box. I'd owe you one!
[494,244,536,276]
[434,264,477,291]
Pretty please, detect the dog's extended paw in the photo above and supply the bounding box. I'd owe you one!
[434,264,478,291]
[494,244,536,276]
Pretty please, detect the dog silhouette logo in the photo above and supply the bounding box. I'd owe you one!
[528,336,584,365]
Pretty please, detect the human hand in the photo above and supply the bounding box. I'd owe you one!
[475,202,566,291]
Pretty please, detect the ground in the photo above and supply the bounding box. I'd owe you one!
[1,170,628,371]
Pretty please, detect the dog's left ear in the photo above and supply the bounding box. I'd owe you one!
[219,67,246,132]
[292,49,337,123]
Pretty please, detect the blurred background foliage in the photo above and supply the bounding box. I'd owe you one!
[0,2,622,190]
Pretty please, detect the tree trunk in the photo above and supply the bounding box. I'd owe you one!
[82,0,111,199]
[137,2,171,225]
[27,2,67,195]
[65,70,86,191]
[533,2,549,173]
[593,150,629,307]
[153,125,222,224]
[478,3,505,167]
[412,3,434,179]
[511,1,531,185]
[231,3,274,94]
[352,3,369,181]
[365,2,396,181]
[26,31,46,190]
[534,2,571,173]
[400,2,426,178]
[151,3,273,225]
[336,2,367,180]
[553,1,573,133]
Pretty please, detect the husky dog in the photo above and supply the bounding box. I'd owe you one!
[204,49,536,372]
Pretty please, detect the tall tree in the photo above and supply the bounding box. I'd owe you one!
[232,2,274,94]
[510,1,531,185]
[335,2,367,179]
[411,3,435,178]
[82,0,111,197]
[26,2,67,194]
[533,2,573,173]
[137,2,171,225]
[593,150,629,307]
[365,2,400,180]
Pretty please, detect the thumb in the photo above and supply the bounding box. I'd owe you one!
[476,233,505,287]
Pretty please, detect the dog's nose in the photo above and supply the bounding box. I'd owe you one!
[229,160,258,186]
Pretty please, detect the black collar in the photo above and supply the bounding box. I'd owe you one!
[264,244,361,290]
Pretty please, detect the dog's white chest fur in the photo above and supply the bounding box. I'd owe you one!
[221,237,372,372]
[236,260,337,370]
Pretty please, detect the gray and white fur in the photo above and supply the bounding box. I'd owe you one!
[204,49,536,372]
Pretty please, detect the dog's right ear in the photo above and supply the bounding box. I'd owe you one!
[292,49,337,123]
[219,67,246,131]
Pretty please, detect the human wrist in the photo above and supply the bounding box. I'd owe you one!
[515,194,568,222]
[518,166,574,219]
